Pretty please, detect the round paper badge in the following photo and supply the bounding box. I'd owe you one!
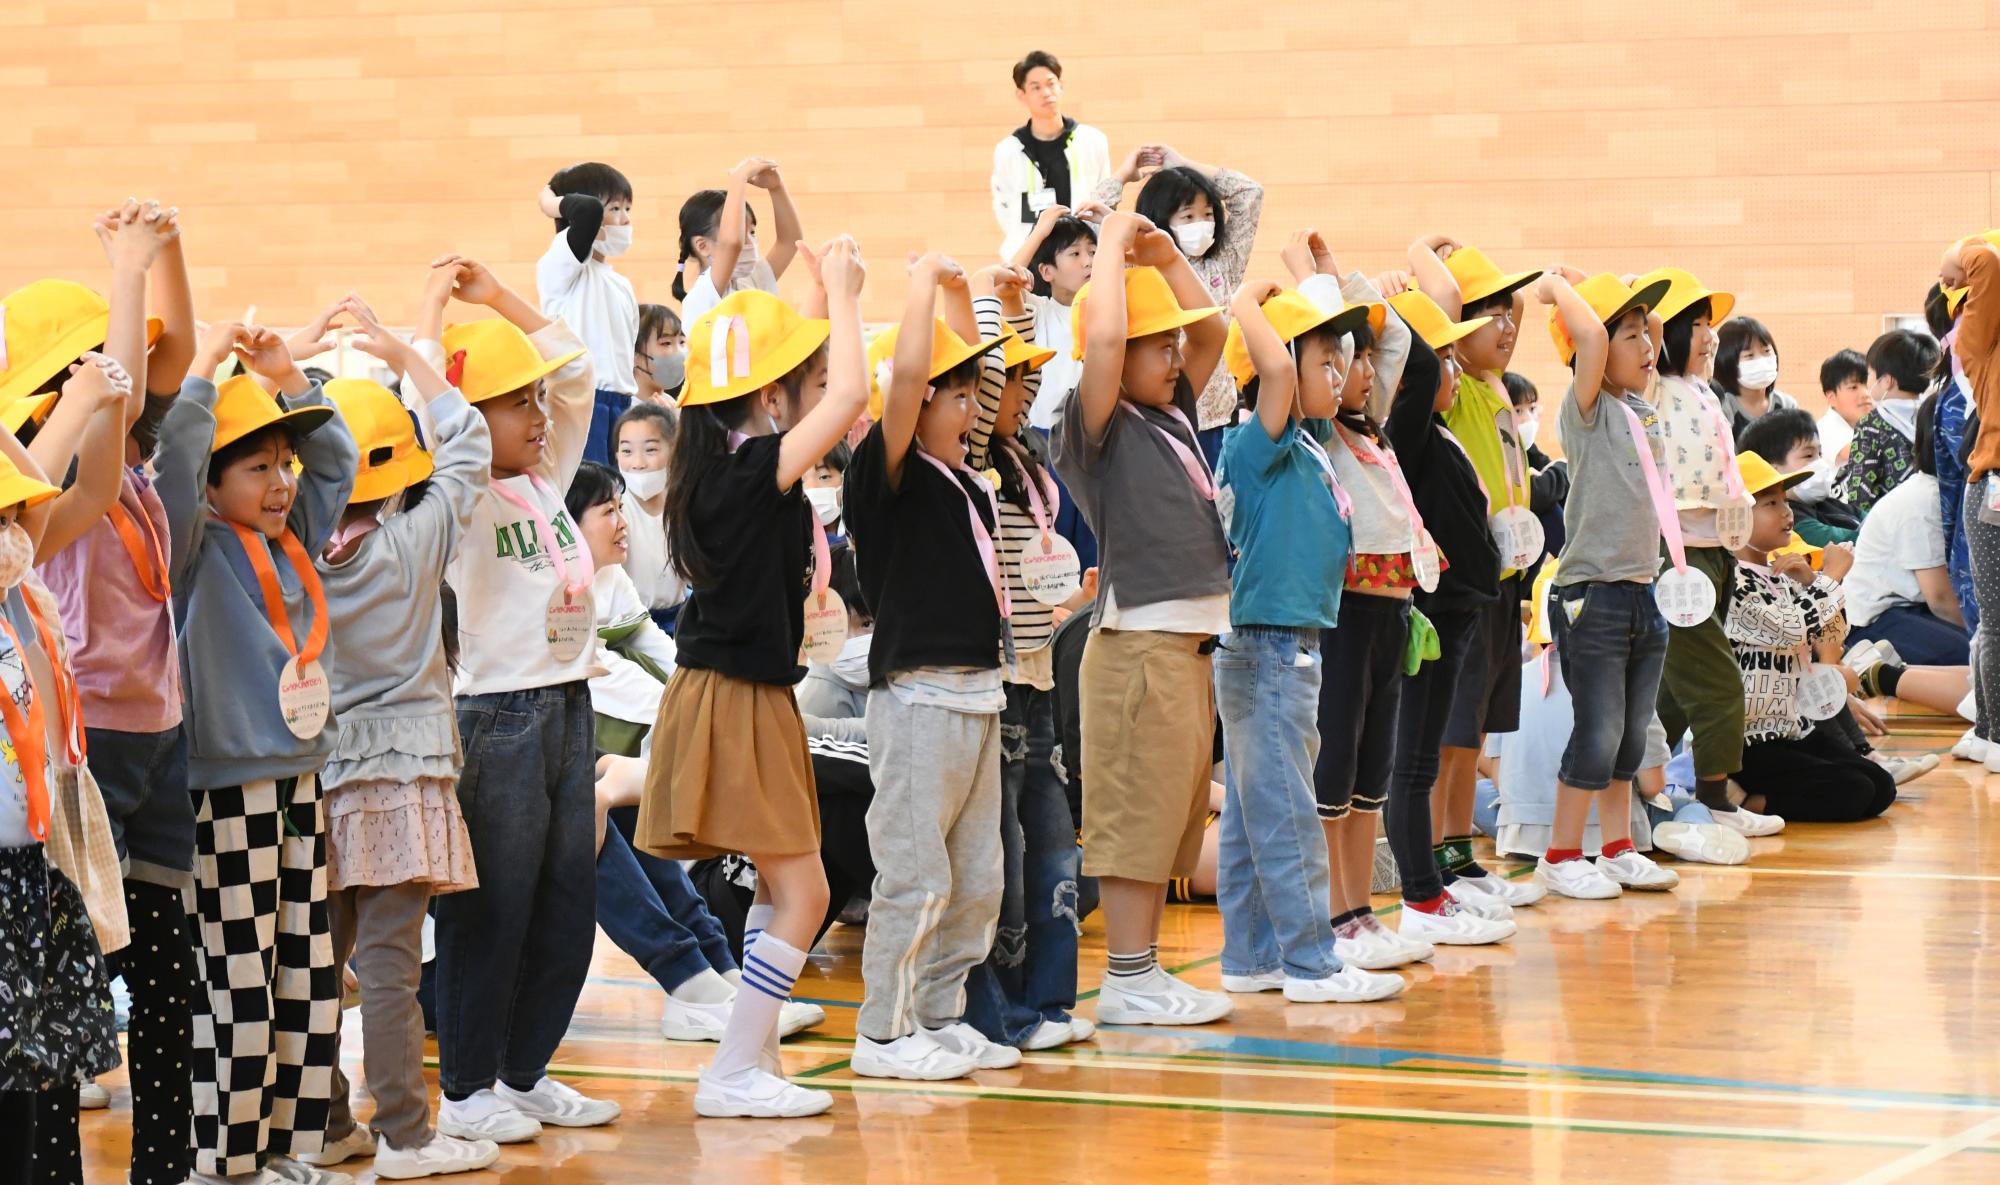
[1715,503,1755,551]
[1021,532,1082,606]
[1797,663,1849,721]
[277,656,331,740]
[801,588,849,664]
[1490,506,1545,571]
[1654,566,1717,628]
[546,587,592,662]
[1412,532,1441,594]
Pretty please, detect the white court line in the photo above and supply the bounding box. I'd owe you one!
[1838,1113,2000,1184]
[1678,866,2000,884]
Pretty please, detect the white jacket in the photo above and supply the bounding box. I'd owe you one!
[991,122,1111,259]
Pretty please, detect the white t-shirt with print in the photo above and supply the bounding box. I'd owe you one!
[536,232,638,396]
[447,473,608,696]
[1843,472,1947,628]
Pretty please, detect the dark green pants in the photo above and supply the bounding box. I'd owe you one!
[1656,545,1744,779]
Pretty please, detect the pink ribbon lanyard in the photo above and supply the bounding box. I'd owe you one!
[807,506,831,597]
[1342,426,1422,537]
[490,474,596,596]
[1123,403,1214,501]
[913,448,1009,620]
[1618,401,1688,574]
[1297,429,1353,519]
[1005,450,1061,538]
[709,314,751,390]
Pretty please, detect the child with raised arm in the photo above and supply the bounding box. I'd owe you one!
[673,157,805,325]
[536,162,638,466]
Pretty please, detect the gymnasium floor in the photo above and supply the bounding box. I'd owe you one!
[81,710,2000,1185]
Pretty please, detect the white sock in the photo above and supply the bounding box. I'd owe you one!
[669,967,735,1005]
[741,903,782,1064]
[721,967,744,990]
[710,931,804,1083]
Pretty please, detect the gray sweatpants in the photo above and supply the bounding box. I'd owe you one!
[858,688,1005,1042]
[328,882,433,1149]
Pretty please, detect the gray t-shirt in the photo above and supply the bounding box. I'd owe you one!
[1556,384,1666,585]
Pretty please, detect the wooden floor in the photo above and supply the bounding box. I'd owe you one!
[81,710,2000,1185]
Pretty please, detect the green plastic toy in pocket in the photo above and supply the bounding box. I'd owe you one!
[1404,606,1440,676]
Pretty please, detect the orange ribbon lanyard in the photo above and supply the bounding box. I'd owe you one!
[19,593,84,765]
[109,500,172,603]
[223,521,329,667]
[0,614,51,844]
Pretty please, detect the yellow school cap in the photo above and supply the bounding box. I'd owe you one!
[0,451,59,516]
[1546,273,1672,366]
[1635,267,1735,326]
[1735,449,1814,497]
[1387,289,1491,352]
[1944,286,1970,317]
[328,379,432,504]
[1068,267,1220,361]
[439,318,586,407]
[999,327,1055,374]
[864,318,1003,420]
[0,279,163,430]
[679,290,829,409]
[1444,247,1542,307]
[1772,531,1824,569]
[1221,288,1385,388]
[210,374,335,453]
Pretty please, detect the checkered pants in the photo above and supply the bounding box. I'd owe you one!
[189,775,340,1176]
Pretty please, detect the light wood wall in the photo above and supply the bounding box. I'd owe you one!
[4,0,1996,405]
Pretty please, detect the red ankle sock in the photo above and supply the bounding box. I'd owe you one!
[1600,838,1635,859]
[1544,847,1585,864]
[1407,893,1449,914]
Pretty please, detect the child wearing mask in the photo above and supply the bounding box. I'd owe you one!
[612,403,685,631]
[633,303,685,405]
[1836,329,1942,517]
[802,441,850,545]
[1713,317,1798,437]
[1011,211,1101,569]
[536,162,638,465]
[1535,269,1681,900]
[673,157,805,326]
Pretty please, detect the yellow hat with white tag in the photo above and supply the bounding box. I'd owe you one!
[865,318,1002,421]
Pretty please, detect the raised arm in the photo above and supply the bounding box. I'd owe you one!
[1075,214,1144,441]
[777,236,869,490]
[1952,241,2000,370]
[882,255,959,487]
[143,204,196,397]
[1008,204,1068,272]
[31,354,134,561]
[709,158,767,290]
[1232,282,1294,441]
[233,326,355,552]
[154,356,227,589]
[1407,235,1463,321]
[753,162,803,280]
[1132,224,1225,393]
[967,277,1010,473]
[1537,268,1609,419]
[94,199,174,412]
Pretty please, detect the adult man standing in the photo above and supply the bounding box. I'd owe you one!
[991,51,1112,259]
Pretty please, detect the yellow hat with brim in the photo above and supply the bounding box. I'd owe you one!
[328,378,433,504]
[1445,247,1543,307]
[1,278,163,429]
[1945,286,1970,317]
[999,327,1055,374]
[440,317,586,407]
[866,317,1003,421]
[1772,531,1824,569]
[679,290,829,409]
[1637,266,1735,326]
[211,374,335,454]
[1735,449,1814,497]
[1222,288,1385,388]
[1068,266,1221,361]
[1387,289,1492,352]
[1547,274,1672,366]
[0,452,60,516]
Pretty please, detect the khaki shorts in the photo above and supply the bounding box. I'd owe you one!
[1079,629,1215,882]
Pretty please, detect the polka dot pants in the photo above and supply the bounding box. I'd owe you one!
[108,879,198,1185]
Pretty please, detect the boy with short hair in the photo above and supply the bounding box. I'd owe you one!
[536,161,638,467]
[1817,348,1871,464]
[1836,329,1942,516]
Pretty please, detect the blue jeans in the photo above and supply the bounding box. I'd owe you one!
[434,682,597,1095]
[1552,582,1669,790]
[595,806,735,992]
[583,387,632,467]
[1213,627,1339,980]
[1851,602,1971,667]
[964,684,1083,1046]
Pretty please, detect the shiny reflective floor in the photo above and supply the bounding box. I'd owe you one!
[82,709,2000,1184]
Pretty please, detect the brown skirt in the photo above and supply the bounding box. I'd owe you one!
[634,666,821,860]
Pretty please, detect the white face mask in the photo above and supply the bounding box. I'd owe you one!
[0,522,30,591]
[1737,354,1779,390]
[731,235,763,287]
[621,467,667,500]
[1172,220,1216,257]
[598,223,632,257]
[829,632,872,684]
[1793,463,1833,503]
[805,486,842,526]
[1516,415,1540,452]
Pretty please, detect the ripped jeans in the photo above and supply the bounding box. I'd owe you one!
[963,681,1084,1047]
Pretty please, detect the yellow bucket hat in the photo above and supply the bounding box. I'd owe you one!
[865,318,1002,421]
[1221,288,1385,388]
[1636,266,1735,326]
[1944,286,1970,317]
[0,451,60,516]
[679,290,830,409]
[1772,531,1823,569]
[1735,449,1814,497]
[210,374,335,453]
[999,327,1055,374]
[1068,267,1220,361]
[1546,273,1672,365]
[0,279,164,430]
[328,379,432,504]
[1387,289,1491,352]
[439,318,586,407]
[1445,247,1542,307]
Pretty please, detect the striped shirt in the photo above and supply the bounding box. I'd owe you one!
[971,296,1060,685]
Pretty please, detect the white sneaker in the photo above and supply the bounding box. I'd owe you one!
[1284,965,1404,1003]
[662,995,732,1042]
[1359,914,1434,964]
[1954,729,1988,762]
[1444,879,1514,921]
[1022,1019,1074,1050]
[1537,856,1623,899]
[1651,820,1750,866]
[1454,869,1547,908]
[1400,899,1516,945]
[1219,969,1286,994]
[267,1157,353,1185]
[924,1021,1023,1069]
[779,1000,826,1036]
[435,1089,542,1144]
[852,1032,979,1080]
[1066,1016,1096,1043]
[1711,805,1785,836]
[1890,753,1941,782]
[299,1126,376,1167]
[494,1076,620,1128]
[694,1067,834,1118]
[1596,849,1679,891]
[1335,920,1431,969]
[192,1172,285,1185]
[77,1080,109,1109]
[372,1133,501,1180]
[1095,968,1233,1026]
